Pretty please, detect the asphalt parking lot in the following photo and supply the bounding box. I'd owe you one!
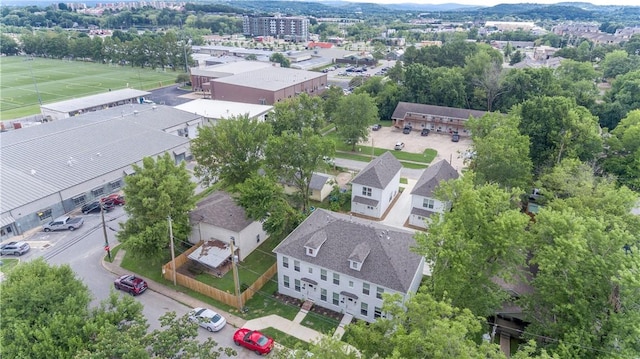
[365,126,472,172]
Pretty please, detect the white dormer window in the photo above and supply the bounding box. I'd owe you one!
[307,248,314,256]
[350,260,361,271]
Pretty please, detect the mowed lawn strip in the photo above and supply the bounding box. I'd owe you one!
[0,56,179,121]
[327,133,436,164]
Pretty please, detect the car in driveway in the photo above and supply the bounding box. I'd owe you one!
[188,307,227,332]
[372,124,381,131]
[402,125,412,134]
[0,241,30,256]
[233,328,274,355]
[82,201,113,214]
[452,132,460,142]
[421,128,430,136]
[114,274,148,296]
[101,194,126,206]
[394,142,405,150]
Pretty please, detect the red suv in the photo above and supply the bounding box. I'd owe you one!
[101,194,126,206]
[114,274,148,296]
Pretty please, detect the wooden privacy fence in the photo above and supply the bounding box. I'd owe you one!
[162,241,278,309]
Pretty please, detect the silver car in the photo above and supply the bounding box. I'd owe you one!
[188,307,227,332]
[0,241,30,256]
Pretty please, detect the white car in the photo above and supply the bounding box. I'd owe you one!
[188,307,227,332]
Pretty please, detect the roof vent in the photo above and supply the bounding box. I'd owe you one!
[30,169,36,176]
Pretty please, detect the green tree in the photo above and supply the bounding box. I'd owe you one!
[0,34,19,55]
[321,85,344,124]
[600,50,639,79]
[601,109,640,191]
[265,128,335,212]
[235,174,304,238]
[414,173,531,317]
[345,288,505,359]
[118,153,196,258]
[516,96,603,173]
[524,161,640,357]
[333,93,379,151]
[496,68,562,113]
[467,113,532,190]
[191,115,272,187]
[269,52,290,68]
[268,93,325,136]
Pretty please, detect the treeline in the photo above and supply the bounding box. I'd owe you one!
[3,30,191,71]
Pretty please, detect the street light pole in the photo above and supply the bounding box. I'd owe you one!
[168,216,177,286]
[230,238,243,311]
[101,205,112,261]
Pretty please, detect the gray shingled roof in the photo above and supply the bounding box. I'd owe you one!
[391,102,489,121]
[351,152,401,188]
[189,191,253,233]
[273,209,423,293]
[0,105,198,212]
[309,173,330,190]
[212,67,326,91]
[40,89,150,113]
[411,207,437,218]
[410,160,459,197]
[353,196,379,207]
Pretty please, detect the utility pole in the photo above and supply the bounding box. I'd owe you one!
[230,238,243,310]
[26,56,42,106]
[101,204,111,261]
[168,216,177,286]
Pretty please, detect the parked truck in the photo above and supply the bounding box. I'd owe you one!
[42,216,84,232]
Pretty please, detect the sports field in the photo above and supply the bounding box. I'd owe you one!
[0,56,181,121]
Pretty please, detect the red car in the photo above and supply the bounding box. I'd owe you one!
[101,194,126,206]
[233,328,274,355]
[114,274,148,296]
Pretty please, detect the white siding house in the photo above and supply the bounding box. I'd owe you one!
[282,172,335,202]
[409,160,459,229]
[189,191,267,261]
[273,209,424,323]
[350,152,402,219]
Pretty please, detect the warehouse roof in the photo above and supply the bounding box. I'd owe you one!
[40,88,150,113]
[0,105,198,211]
[211,67,327,91]
[190,61,273,78]
[174,99,273,119]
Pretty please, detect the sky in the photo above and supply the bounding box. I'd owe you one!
[341,0,639,6]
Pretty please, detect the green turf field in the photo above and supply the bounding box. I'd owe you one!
[0,56,182,121]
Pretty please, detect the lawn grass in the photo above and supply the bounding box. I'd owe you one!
[300,312,340,335]
[400,177,408,184]
[0,258,19,274]
[326,132,436,164]
[242,280,300,321]
[334,151,428,169]
[261,327,310,352]
[0,56,181,121]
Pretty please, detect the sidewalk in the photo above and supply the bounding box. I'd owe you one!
[101,248,337,344]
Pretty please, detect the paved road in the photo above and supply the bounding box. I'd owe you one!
[147,85,193,106]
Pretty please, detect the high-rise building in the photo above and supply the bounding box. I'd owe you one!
[243,16,309,42]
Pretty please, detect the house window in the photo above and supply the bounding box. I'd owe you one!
[283,275,290,288]
[332,292,339,306]
[321,269,327,281]
[37,208,52,221]
[307,248,314,255]
[92,187,104,197]
[333,273,340,285]
[361,187,372,197]
[321,289,327,301]
[376,287,384,299]
[349,280,354,288]
[361,302,368,316]
[308,267,313,274]
[350,261,360,270]
[295,279,301,292]
[73,195,86,206]
[294,260,300,272]
[283,257,289,268]
[423,199,435,209]
[374,307,382,318]
[362,283,370,295]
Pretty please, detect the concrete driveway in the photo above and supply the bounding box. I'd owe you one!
[365,126,472,173]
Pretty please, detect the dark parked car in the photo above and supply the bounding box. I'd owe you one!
[372,124,381,131]
[402,125,412,134]
[421,128,430,136]
[114,274,148,296]
[233,328,275,355]
[0,241,30,256]
[452,132,460,142]
[81,201,113,214]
